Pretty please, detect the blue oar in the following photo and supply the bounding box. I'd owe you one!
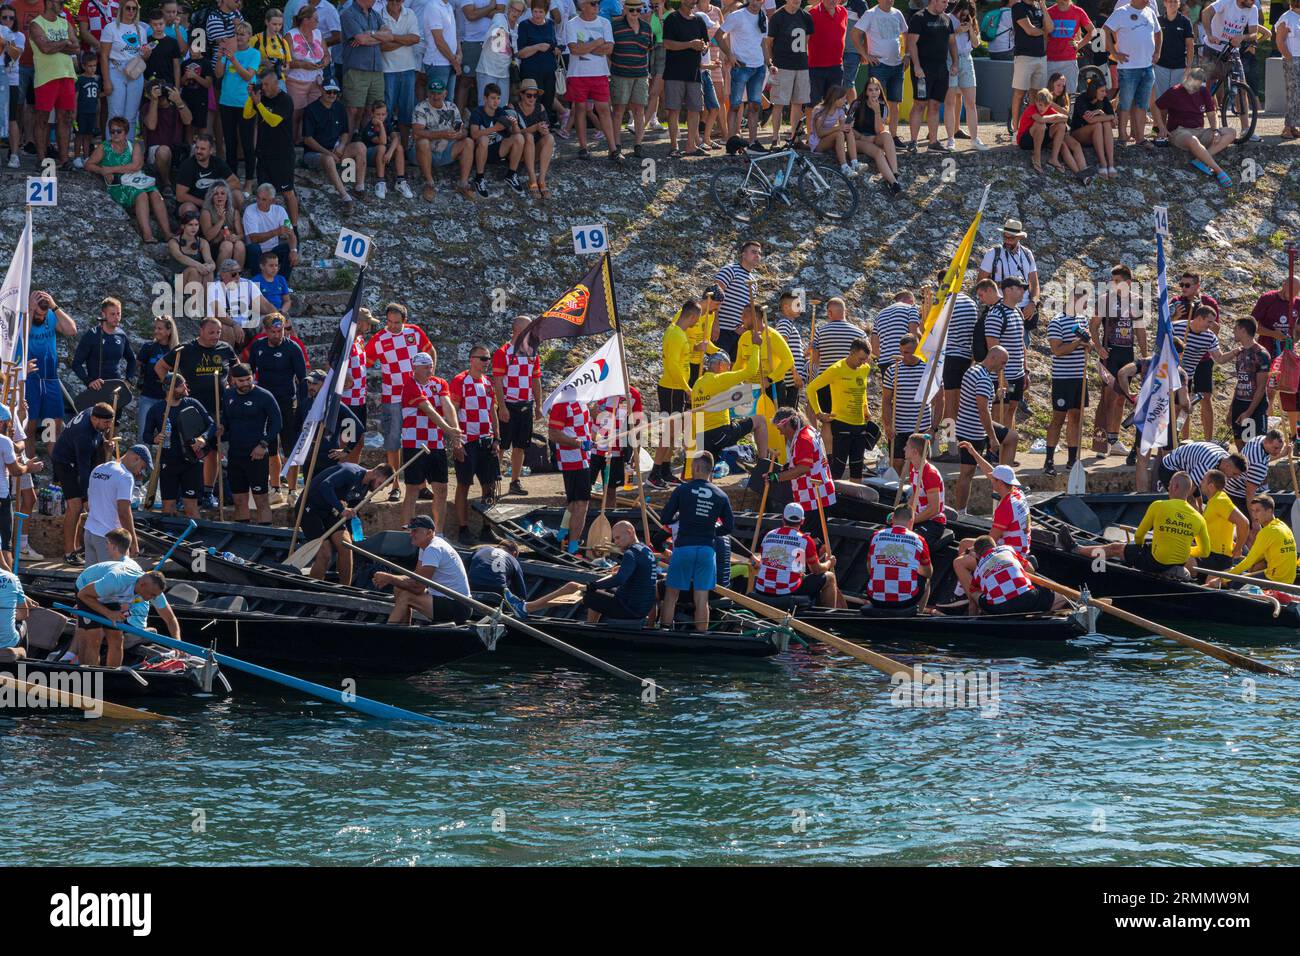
[151,518,198,572]
[13,512,27,574]
[54,604,446,724]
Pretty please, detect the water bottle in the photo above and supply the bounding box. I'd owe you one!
[313,258,338,270]
[713,461,730,479]
[350,516,365,542]
[774,168,786,189]
[521,466,531,477]
[131,483,145,511]
[916,77,927,100]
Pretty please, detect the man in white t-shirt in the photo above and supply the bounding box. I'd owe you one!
[1104,0,1162,145]
[83,446,153,565]
[1198,0,1258,88]
[851,0,909,136]
[718,0,768,145]
[454,0,498,110]
[207,260,272,345]
[423,0,462,100]
[566,1,618,157]
[372,515,472,623]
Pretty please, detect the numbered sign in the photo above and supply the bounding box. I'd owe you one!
[572,223,607,256]
[1153,206,1169,237]
[335,227,372,266]
[25,177,57,206]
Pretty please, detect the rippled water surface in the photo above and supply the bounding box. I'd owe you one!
[3,631,1298,865]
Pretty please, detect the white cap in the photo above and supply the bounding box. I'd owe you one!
[991,464,1021,487]
[412,352,434,367]
[783,502,806,522]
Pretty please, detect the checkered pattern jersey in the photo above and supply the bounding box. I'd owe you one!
[909,461,946,525]
[593,389,643,457]
[788,425,836,513]
[755,526,817,596]
[364,325,432,403]
[492,343,540,403]
[344,337,367,407]
[401,374,449,449]
[993,489,1032,557]
[450,371,496,440]
[973,546,1034,605]
[867,526,930,602]
[548,400,592,471]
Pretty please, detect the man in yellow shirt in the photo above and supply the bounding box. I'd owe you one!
[688,330,771,466]
[1073,472,1209,578]
[653,301,704,486]
[734,305,794,463]
[806,337,879,480]
[1198,469,1249,572]
[685,296,719,387]
[1222,495,1297,586]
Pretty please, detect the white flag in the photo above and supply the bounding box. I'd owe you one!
[541,334,625,412]
[0,217,32,374]
[913,292,954,406]
[1134,231,1180,456]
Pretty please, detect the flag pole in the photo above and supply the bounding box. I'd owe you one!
[605,253,652,547]
[287,422,325,554]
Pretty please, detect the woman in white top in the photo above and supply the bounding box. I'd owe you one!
[100,1,152,140]
[0,5,25,168]
[945,0,985,150]
[1278,0,1300,138]
[287,5,331,143]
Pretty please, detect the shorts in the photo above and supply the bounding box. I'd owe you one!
[942,355,972,390]
[1012,55,1048,91]
[343,68,385,110]
[1001,376,1026,404]
[423,595,471,623]
[868,586,925,613]
[160,459,204,502]
[287,76,323,111]
[665,543,717,592]
[499,401,534,450]
[299,503,332,541]
[979,584,1055,615]
[809,65,842,104]
[912,62,949,103]
[424,63,456,101]
[34,77,75,113]
[1048,58,1078,96]
[889,431,914,461]
[610,74,648,106]
[27,376,66,425]
[1152,63,1180,102]
[590,451,626,489]
[651,45,667,79]
[656,384,689,414]
[565,74,610,104]
[582,587,638,621]
[702,418,754,457]
[414,139,458,168]
[1192,358,1214,393]
[402,445,449,485]
[561,467,592,503]
[76,110,100,138]
[226,453,270,495]
[663,78,702,112]
[53,460,88,501]
[1123,542,1185,577]
[953,51,977,89]
[867,61,904,102]
[729,64,767,107]
[1051,377,1087,411]
[476,71,509,104]
[380,403,403,452]
[83,529,111,566]
[1116,66,1154,111]
[147,142,187,167]
[959,425,1009,465]
[1230,397,1266,441]
[454,436,500,487]
[385,70,417,125]
[257,154,296,194]
[1199,552,1234,572]
[461,41,484,76]
[700,70,719,111]
[1104,345,1134,378]
[770,67,809,106]
[1170,126,1216,150]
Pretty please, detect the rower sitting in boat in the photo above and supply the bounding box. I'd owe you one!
[526,522,658,623]
[372,516,471,625]
[73,557,179,667]
[903,434,947,548]
[660,452,733,632]
[951,446,1032,597]
[969,535,1068,617]
[749,502,845,609]
[466,539,526,598]
[0,565,35,663]
[1198,469,1250,573]
[304,460,395,587]
[1067,471,1210,580]
[864,504,932,615]
[1154,441,1244,501]
[1212,495,1298,588]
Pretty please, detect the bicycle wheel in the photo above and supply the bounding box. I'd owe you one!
[795,160,859,222]
[711,161,772,225]
[1219,78,1259,145]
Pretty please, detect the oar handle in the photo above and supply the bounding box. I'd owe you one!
[152,518,199,572]
[12,511,26,574]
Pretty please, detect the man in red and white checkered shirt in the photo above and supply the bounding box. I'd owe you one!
[448,345,501,545]
[865,504,933,613]
[771,407,837,514]
[589,385,645,510]
[363,303,433,494]
[751,502,843,607]
[967,535,1064,617]
[547,383,594,556]
[340,307,376,463]
[491,316,543,498]
[398,351,461,531]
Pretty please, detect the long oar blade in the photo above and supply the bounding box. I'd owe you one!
[0,673,171,722]
[1066,459,1086,495]
[55,604,446,724]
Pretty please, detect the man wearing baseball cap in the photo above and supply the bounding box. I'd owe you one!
[749,501,844,608]
[372,514,472,624]
[83,442,154,566]
[412,77,475,201]
[301,79,368,209]
[952,441,1035,600]
[985,276,1029,433]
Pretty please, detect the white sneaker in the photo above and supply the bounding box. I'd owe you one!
[72,156,85,170]
[973,137,990,151]
[1108,441,1129,456]
[840,162,852,175]
[6,154,19,168]
[849,159,861,171]
[946,137,956,150]
[375,181,387,200]
[20,541,43,560]
[396,179,413,199]
[355,182,366,195]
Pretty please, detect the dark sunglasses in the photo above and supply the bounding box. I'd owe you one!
[1179,281,1194,287]
[471,353,489,361]
[521,91,538,98]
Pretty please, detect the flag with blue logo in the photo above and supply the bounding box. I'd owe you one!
[1133,230,1180,455]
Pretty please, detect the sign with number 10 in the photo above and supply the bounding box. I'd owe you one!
[335,228,372,265]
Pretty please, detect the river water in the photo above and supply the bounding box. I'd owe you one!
[3,632,1298,866]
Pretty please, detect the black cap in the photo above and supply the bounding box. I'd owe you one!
[405,515,436,530]
[230,363,252,378]
[306,369,327,384]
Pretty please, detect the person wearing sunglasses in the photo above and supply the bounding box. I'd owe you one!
[512,77,554,197]
[86,115,174,243]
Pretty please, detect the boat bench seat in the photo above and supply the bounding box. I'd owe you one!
[751,594,813,611]
[166,583,201,605]
[196,595,247,613]
[604,618,645,628]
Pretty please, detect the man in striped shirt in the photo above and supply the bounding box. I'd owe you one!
[1043,287,1093,477]
[774,290,807,408]
[869,291,921,373]
[610,3,653,156]
[882,333,929,474]
[1174,304,1226,442]
[711,240,762,359]
[985,277,1028,433]
[953,346,1016,511]
[1156,440,1244,496]
[936,279,993,461]
[1225,429,1283,512]
[806,296,863,431]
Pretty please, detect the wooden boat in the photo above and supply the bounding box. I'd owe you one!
[829,481,1300,634]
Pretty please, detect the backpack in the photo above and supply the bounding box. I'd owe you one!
[971,309,989,362]
[979,9,1002,42]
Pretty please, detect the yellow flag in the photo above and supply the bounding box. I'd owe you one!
[916,185,991,361]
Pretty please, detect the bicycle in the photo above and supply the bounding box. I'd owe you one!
[710,148,859,226]
[1204,42,1259,145]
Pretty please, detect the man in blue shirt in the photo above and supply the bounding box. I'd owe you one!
[21,290,78,446]
[659,451,733,631]
[466,540,527,596]
[339,0,393,130]
[73,561,180,667]
[70,297,138,395]
[50,403,116,565]
[304,460,395,586]
[0,567,34,663]
[222,363,283,524]
[514,521,657,623]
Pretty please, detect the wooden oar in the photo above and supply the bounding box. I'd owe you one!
[1066,343,1089,494]
[745,467,772,593]
[212,371,225,522]
[717,585,913,678]
[1192,564,1300,598]
[284,448,428,569]
[586,460,612,557]
[144,347,183,508]
[0,672,172,722]
[1026,573,1290,677]
[343,542,666,695]
[56,603,445,723]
